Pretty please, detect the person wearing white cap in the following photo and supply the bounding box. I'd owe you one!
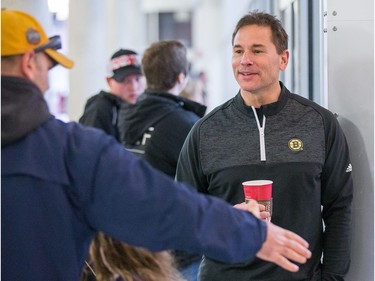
[79,49,146,141]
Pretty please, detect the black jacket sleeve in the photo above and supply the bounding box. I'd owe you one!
[321,113,353,280]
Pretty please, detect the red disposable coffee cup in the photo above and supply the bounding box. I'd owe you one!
[242,180,273,201]
[242,180,273,220]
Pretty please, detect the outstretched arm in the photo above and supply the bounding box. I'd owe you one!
[234,200,311,272]
[256,221,311,272]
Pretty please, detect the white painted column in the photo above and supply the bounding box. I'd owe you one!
[68,0,146,121]
[105,0,147,53]
[67,0,106,121]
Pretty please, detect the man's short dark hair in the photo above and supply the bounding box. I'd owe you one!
[232,11,288,54]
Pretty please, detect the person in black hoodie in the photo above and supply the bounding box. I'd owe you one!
[79,49,145,141]
[118,40,206,280]
[119,40,206,178]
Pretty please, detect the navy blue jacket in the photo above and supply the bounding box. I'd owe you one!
[1,76,266,281]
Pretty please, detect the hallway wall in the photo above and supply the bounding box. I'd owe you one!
[326,0,374,279]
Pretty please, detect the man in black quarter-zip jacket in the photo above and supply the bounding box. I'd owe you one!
[176,11,353,281]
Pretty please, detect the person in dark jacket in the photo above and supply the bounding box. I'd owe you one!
[1,9,312,281]
[118,40,206,280]
[119,40,206,178]
[79,48,145,141]
[176,11,353,281]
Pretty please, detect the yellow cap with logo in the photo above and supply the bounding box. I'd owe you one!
[1,9,74,68]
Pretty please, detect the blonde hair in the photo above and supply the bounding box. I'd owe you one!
[88,232,185,281]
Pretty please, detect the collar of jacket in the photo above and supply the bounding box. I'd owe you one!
[101,90,125,107]
[233,81,291,118]
[1,76,52,147]
[144,91,207,117]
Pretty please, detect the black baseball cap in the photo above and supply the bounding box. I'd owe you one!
[108,49,142,82]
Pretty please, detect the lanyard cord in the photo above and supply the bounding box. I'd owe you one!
[251,106,266,161]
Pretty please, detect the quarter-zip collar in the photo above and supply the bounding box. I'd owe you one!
[233,82,290,162]
[233,81,290,117]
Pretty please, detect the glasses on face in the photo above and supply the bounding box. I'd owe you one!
[34,35,62,53]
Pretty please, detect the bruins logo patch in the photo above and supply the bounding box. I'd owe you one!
[288,138,303,152]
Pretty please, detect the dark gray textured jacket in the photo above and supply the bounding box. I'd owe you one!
[176,82,353,281]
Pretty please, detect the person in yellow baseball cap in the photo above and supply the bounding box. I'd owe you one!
[1,9,74,69]
[1,9,74,95]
